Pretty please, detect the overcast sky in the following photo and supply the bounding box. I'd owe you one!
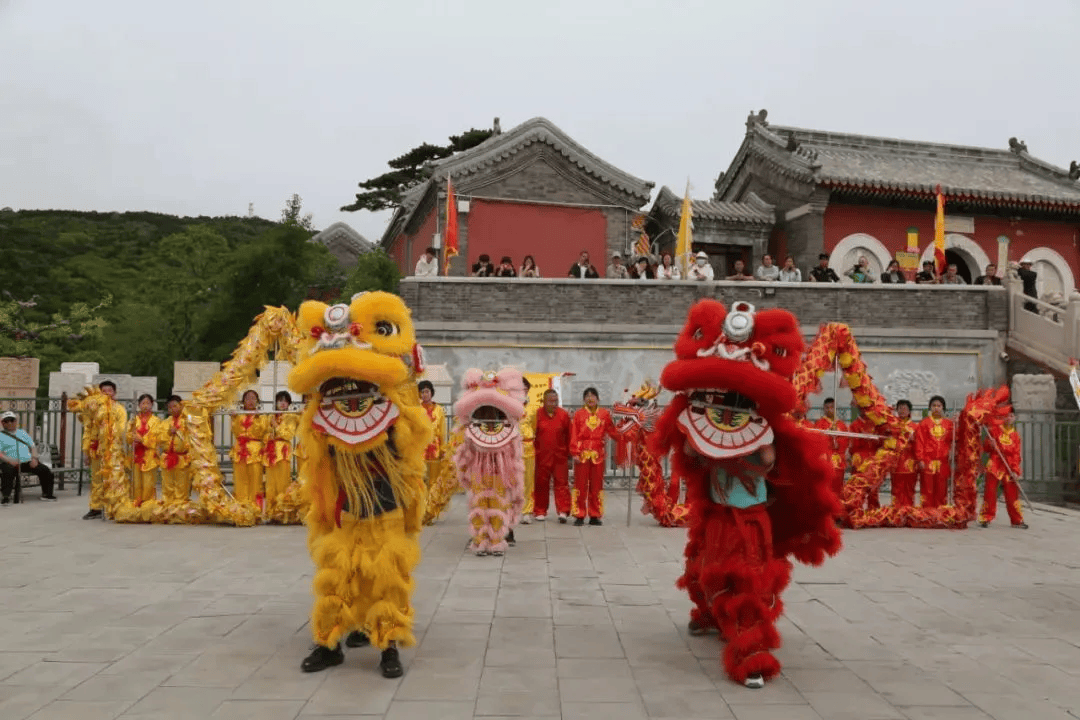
[2,0,1077,243]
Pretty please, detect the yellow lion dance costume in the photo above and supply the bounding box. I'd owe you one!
[289,292,432,679]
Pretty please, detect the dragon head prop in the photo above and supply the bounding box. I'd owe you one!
[453,368,526,450]
[613,379,662,431]
[289,292,428,455]
[661,299,803,460]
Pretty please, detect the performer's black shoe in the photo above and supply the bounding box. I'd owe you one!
[82,509,102,519]
[744,673,765,689]
[573,517,585,526]
[588,517,602,526]
[978,521,988,527]
[1012,523,1029,529]
[506,529,516,546]
[345,631,370,648]
[558,513,568,524]
[1,496,9,505]
[688,619,713,636]
[301,643,343,673]
[379,646,404,678]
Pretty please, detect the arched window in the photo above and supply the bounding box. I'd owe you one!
[830,234,892,282]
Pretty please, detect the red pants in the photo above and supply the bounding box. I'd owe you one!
[679,503,791,684]
[534,457,571,516]
[920,470,950,508]
[979,470,1024,525]
[572,461,605,519]
[891,472,917,508]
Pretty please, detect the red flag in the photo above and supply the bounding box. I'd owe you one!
[933,185,946,276]
[442,177,459,276]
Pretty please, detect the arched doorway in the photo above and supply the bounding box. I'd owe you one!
[945,250,972,284]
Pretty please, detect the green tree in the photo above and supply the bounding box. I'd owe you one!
[281,193,315,231]
[342,249,401,296]
[0,293,111,359]
[341,125,495,213]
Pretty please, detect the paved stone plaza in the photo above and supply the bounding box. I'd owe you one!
[2,491,1079,720]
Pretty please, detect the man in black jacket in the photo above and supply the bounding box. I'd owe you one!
[567,250,599,279]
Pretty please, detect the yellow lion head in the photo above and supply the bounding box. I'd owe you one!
[289,292,430,456]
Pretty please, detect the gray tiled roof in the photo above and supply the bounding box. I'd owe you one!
[312,222,373,253]
[653,185,774,225]
[741,122,1080,209]
[431,117,655,204]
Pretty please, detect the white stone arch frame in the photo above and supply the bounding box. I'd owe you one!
[918,234,991,279]
[830,233,893,282]
[1019,246,1076,299]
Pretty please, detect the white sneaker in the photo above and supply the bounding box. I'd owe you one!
[744,674,765,689]
[521,513,533,524]
[534,514,546,521]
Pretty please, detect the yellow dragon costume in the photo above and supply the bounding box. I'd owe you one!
[289,292,432,679]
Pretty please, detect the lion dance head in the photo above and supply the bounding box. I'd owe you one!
[289,292,433,527]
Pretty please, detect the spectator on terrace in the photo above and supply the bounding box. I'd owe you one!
[880,259,906,284]
[686,251,714,281]
[471,254,495,277]
[631,256,655,279]
[725,259,752,281]
[414,246,438,277]
[494,256,517,278]
[607,252,630,279]
[809,253,840,283]
[845,255,875,283]
[656,253,681,280]
[520,255,541,278]
[915,260,938,284]
[755,254,780,282]
[567,250,599,279]
[1017,258,1038,313]
[941,264,966,285]
[974,263,1001,286]
[778,256,802,283]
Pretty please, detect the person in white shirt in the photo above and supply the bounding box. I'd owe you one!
[656,253,681,280]
[686,251,714,281]
[607,252,630,279]
[755,255,780,282]
[778,256,802,283]
[414,246,438,277]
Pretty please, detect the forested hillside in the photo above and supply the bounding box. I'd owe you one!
[0,205,350,396]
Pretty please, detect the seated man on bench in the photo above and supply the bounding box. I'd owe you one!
[1,411,56,503]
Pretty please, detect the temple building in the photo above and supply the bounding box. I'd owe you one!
[709,110,1080,296]
[380,117,654,278]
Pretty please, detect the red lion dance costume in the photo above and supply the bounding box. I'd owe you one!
[453,368,527,556]
[649,300,842,688]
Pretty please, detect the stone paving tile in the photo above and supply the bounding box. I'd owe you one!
[3,492,1080,719]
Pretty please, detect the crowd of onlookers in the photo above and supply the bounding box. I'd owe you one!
[412,246,1040,299]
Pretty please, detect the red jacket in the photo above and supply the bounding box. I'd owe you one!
[534,406,571,463]
[814,416,848,470]
[984,423,1021,477]
[570,407,619,464]
[894,417,918,474]
[915,415,954,471]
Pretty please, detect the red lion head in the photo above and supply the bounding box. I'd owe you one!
[661,300,803,460]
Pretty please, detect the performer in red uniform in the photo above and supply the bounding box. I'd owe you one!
[847,406,880,509]
[533,389,572,522]
[570,387,619,526]
[979,412,1027,528]
[915,395,953,508]
[813,397,848,502]
[890,399,918,508]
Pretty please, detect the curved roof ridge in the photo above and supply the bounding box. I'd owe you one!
[653,185,773,225]
[432,116,654,202]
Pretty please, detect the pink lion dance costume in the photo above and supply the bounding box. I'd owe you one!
[452,368,526,556]
[649,300,842,688]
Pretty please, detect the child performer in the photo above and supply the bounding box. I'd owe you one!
[157,395,193,504]
[264,390,300,519]
[127,394,161,505]
[418,380,446,486]
[569,387,619,526]
[231,389,269,508]
[915,395,953,509]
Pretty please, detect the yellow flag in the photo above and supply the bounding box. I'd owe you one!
[675,180,693,273]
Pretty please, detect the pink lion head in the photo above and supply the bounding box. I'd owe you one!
[454,368,526,449]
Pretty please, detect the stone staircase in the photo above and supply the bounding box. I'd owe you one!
[1005,281,1079,377]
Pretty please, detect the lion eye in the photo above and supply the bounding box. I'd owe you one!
[774,346,788,357]
[375,320,398,337]
[692,328,704,340]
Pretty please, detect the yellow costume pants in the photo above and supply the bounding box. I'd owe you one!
[161,468,192,503]
[265,462,291,513]
[132,467,158,505]
[309,508,419,650]
[522,455,535,516]
[422,457,455,525]
[425,459,440,488]
[233,462,264,504]
[89,458,104,510]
